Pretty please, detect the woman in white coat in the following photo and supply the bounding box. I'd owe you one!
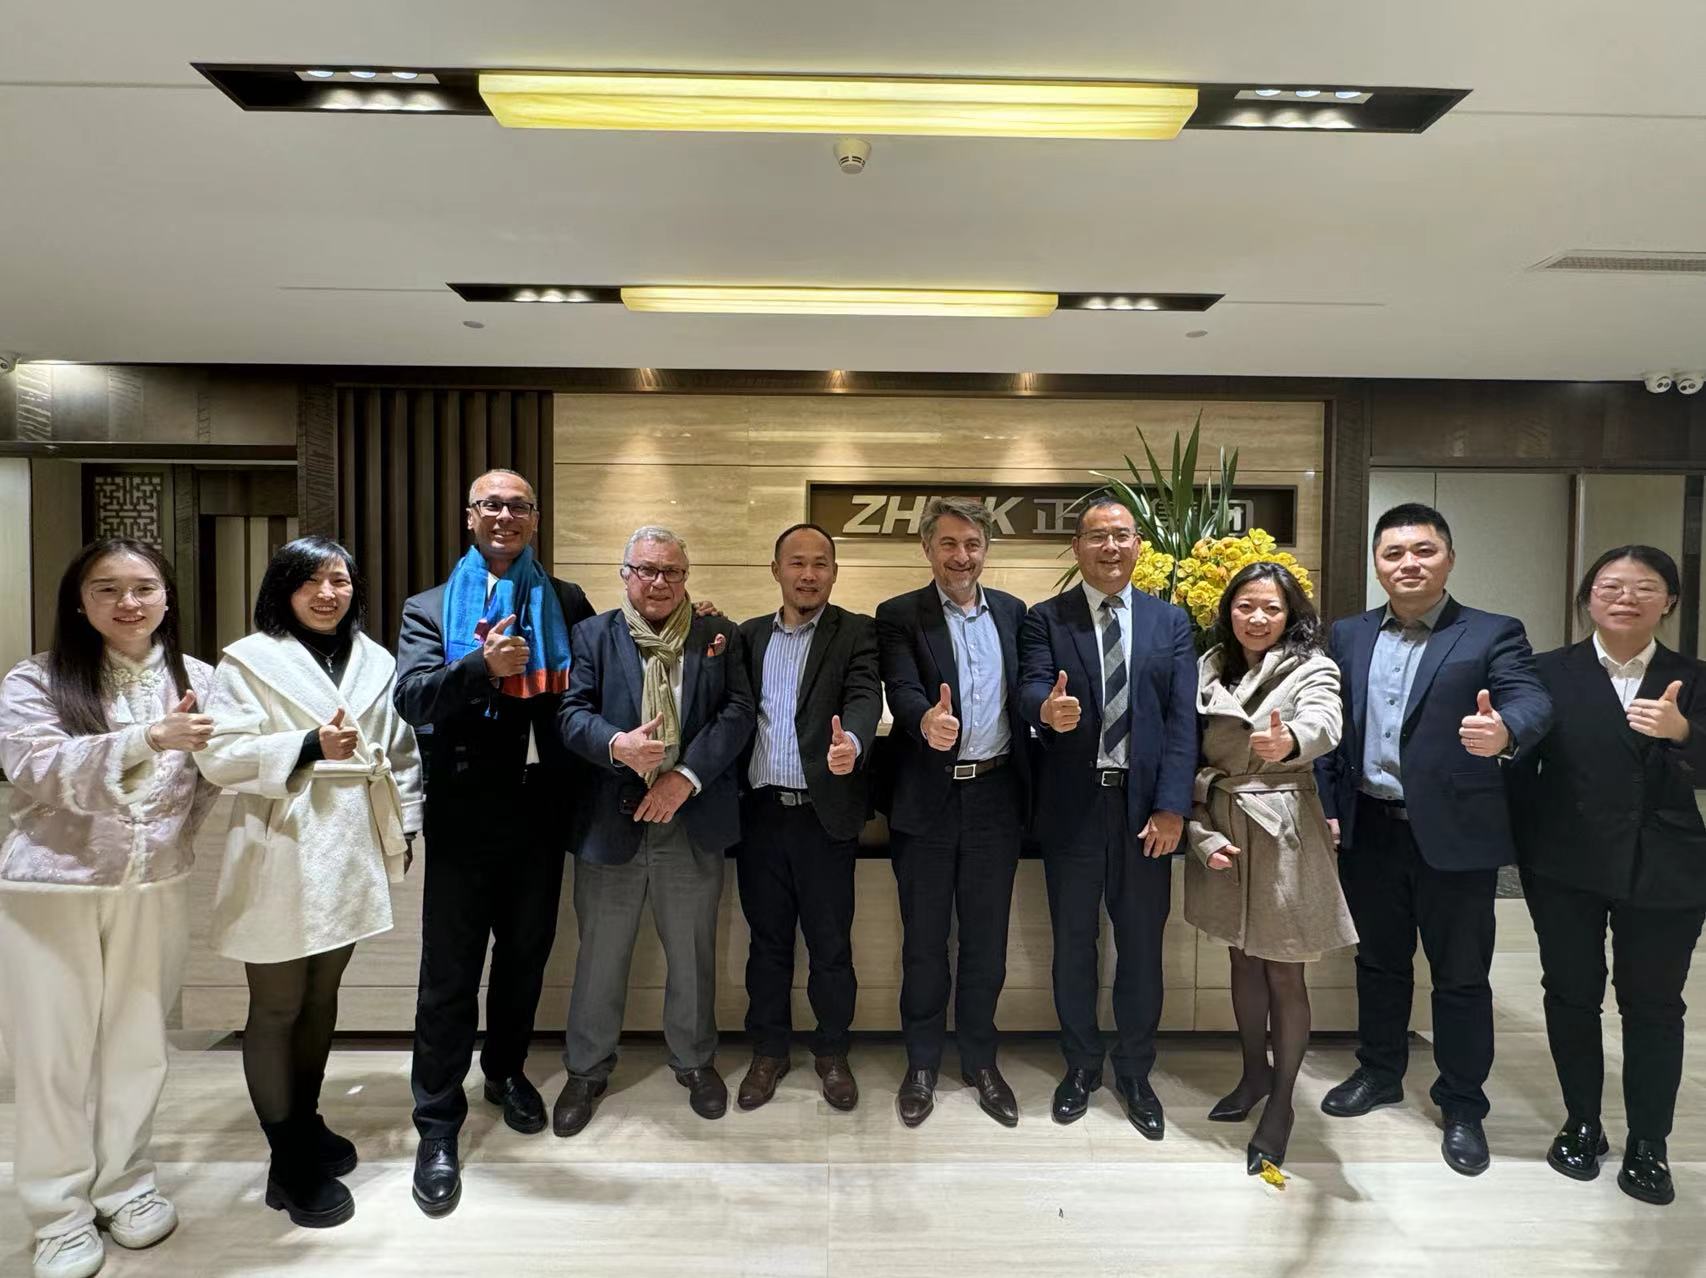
[196,536,421,1229]
[0,538,218,1278]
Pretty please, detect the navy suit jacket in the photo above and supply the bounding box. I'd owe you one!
[875,582,1033,837]
[1018,586,1198,851]
[558,609,755,865]
[1314,597,1553,871]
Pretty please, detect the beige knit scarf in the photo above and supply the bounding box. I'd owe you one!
[620,594,692,781]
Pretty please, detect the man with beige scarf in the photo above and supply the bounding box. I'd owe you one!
[554,526,755,1134]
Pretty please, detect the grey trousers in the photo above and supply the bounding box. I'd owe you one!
[564,819,724,1080]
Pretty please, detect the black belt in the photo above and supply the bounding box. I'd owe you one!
[949,755,1008,781]
[1360,793,1409,822]
[754,786,812,808]
[1097,769,1126,788]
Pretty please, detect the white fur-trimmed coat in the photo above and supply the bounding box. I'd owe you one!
[196,631,422,963]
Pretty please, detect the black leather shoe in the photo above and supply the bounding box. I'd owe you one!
[1441,1117,1491,1176]
[1546,1117,1609,1182]
[896,1068,938,1128]
[1115,1076,1165,1141]
[552,1076,608,1138]
[1320,1070,1404,1118]
[483,1074,547,1135]
[1619,1139,1676,1206]
[1052,1068,1102,1125]
[961,1066,1019,1128]
[677,1066,729,1120]
[411,1137,460,1218]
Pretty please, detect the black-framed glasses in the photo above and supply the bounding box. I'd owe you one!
[624,563,687,584]
[471,498,538,518]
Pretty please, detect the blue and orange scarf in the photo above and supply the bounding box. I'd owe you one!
[442,546,571,698]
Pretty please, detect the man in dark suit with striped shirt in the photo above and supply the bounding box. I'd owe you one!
[733,524,882,1112]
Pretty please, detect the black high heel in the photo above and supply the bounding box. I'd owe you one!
[1209,1073,1272,1123]
[1246,1106,1296,1176]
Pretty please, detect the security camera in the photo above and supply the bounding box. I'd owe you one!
[0,354,17,375]
[834,137,871,174]
[1645,371,1675,393]
[1677,372,1705,396]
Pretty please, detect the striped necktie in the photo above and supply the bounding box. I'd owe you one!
[1101,595,1130,767]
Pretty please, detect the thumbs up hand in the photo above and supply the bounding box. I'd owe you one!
[1040,670,1081,732]
[827,714,858,775]
[482,613,531,678]
[613,713,669,775]
[1629,679,1691,742]
[921,682,961,752]
[1459,687,1511,757]
[1248,708,1295,763]
[146,689,215,753]
[318,706,359,761]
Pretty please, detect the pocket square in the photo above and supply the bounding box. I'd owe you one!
[705,633,726,658]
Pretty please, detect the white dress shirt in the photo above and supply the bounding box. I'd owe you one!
[1080,579,1134,770]
[1594,632,1657,710]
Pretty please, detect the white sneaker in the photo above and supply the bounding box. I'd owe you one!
[32,1224,104,1278]
[100,1189,179,1249]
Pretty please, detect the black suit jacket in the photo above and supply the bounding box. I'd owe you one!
[558,609,755,865]
[1511,639,1706,908]
[875,582,1033,837]
[1017,586,1199,852]
[1315,597,1553,871]
[737,605,883,843]
[394,578,595,841]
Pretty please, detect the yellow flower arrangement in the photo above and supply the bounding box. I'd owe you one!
[1133,528,1313,631]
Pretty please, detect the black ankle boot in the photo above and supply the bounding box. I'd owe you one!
[298,1112,358,1177]
[261,1119,355,1228]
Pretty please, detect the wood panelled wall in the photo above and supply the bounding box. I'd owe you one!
[308,389,555,648]
[551,396,1325,620]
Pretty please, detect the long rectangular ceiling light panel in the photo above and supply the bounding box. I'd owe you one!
[617,286,1060,317]
[478,72,1198,139]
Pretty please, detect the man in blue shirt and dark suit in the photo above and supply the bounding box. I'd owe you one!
[1315,502,1552,1176]
[1018,496,1198,1139]
[876,496,1033,1128]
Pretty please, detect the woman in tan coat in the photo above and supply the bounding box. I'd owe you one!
[1185,561,1356,1175]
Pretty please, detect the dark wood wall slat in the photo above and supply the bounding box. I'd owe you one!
[361,388,385,644]
[336,389,358,545]
[437,390,462,577]
[410,390,437,590]
[382,390,410,646]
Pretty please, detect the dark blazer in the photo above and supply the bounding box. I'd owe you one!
[558,608,755,865]
[1314,597,1553,871]
[875,582,1033,837]
[737,604,883,843]
[1511,639,1706,908]
[1018,586,1198,851]
[394,578,595,839]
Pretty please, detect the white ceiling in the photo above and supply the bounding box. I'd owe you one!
[3,0,1706,379]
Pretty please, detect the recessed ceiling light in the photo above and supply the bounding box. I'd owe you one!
[306,68,335,78]
[1254,88,1281,97]
[391,71,419,81]
[1294,88,1320,98]
[453,282,1221,313]
[462,319,485,329]
[1334,89,1361,99]
[350,69,377,79]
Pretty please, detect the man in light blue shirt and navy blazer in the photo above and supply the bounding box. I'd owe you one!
[734,524,881,1114]
[876,497,1033,1129]
[1315,502,1552,1177]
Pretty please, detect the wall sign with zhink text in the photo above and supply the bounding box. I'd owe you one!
[807,483,1299,547]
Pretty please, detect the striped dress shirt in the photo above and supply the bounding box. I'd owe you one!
[748,611,859,790]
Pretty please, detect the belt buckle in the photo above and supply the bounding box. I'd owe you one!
[952,762,978,781]
[1099,769,1124,788]
[778,790,804,808]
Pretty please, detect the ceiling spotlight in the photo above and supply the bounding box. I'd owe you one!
[462,319,485,329]
[1134,298,1161,310]
[305,68,335,78]
[350,69,377,79]
[1254,88,1282,97]
[514,289,539,302]
[1294,88,1320,98]
[1334,89,1361,99]
[390,70,419,80]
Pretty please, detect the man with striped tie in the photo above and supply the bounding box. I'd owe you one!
[1019,496,1199,1139]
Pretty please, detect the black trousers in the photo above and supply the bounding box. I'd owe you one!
[411,766,568,1139]
[1044,785,1173,1079]
[1522,868,1706,1142]
[736,790,858,1057]
[1339,796,1497,1119]
[890,766,1022,1072]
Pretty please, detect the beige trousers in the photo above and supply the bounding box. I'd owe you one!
[0,880,188,1239]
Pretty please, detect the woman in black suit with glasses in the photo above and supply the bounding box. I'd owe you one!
[1512,545,1706,1207]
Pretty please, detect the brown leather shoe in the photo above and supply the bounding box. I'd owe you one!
[677,1066,728,1120]
[815,1054,859,1111]
[961,1065,1019,1128]
[737,1055,790,1111]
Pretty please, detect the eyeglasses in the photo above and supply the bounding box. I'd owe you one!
[1080,530,1138,548]
[624,563,687,584]
[84,583,163,606]
[471,498,538,518]
[1591,581,1669,602]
